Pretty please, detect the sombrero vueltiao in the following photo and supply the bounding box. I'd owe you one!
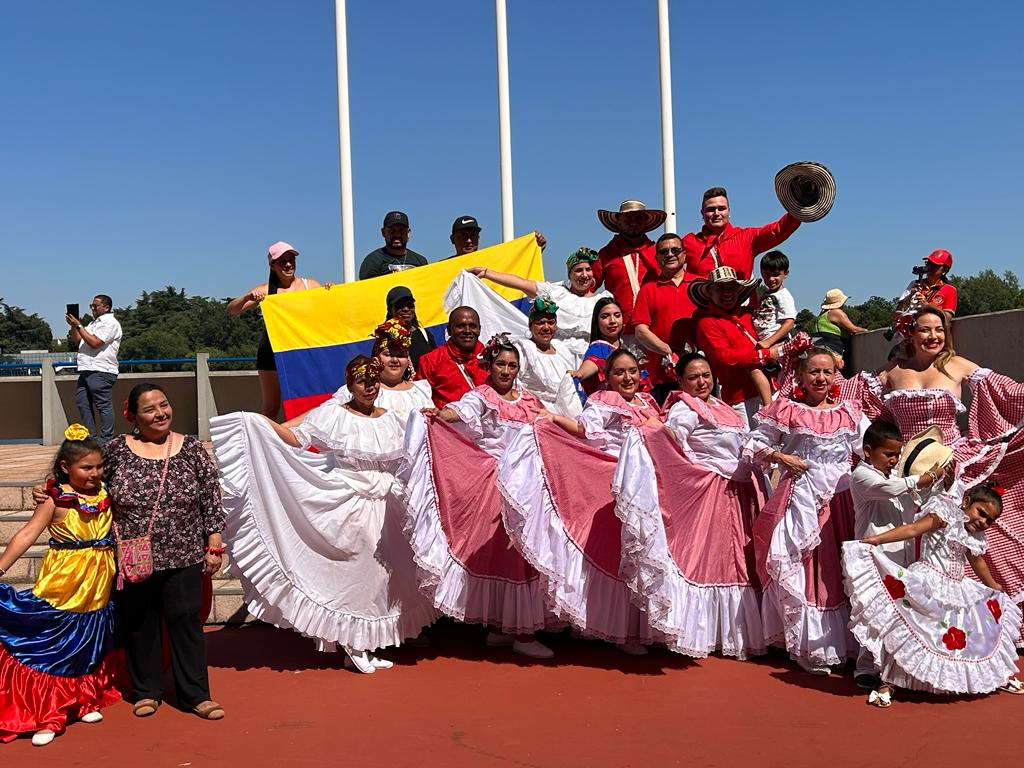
[597,200,667,234]
[774,161,836,223]
[687,266,761,309]
[899,425,954,478]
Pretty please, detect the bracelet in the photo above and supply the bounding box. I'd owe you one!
[204,546,226,555]
[0,567,6,576]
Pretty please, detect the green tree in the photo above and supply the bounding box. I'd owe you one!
[844,296,896,330]
[794,308,816,333]
[949,269,1024,317]
[0,299,53,357]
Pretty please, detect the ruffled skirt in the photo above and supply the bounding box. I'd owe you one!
[211,412,436,652]
[0,586,121,740]
[399,413,548,633]
[842,541,1022,693]
[498,422,655,644]
[752,470,855,666]
[614,427,765,658]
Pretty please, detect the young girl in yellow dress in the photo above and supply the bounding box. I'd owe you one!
[0,425,121,747]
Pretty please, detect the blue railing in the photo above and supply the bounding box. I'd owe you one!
[0,357,256,376]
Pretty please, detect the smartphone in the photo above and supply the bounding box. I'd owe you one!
[66,303,80,318]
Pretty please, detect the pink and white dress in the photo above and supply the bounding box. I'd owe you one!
[614,392,766,658]
[865,370,1024,641]
[498,390,659,644]
[746,397,862,667]
[842,493,1022,693]
[400,385,548,634]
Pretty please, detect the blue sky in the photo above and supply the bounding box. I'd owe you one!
[3,1,1022,338]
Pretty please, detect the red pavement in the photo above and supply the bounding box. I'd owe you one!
[5,620,1021,767]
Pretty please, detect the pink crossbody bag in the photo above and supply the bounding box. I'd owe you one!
[113,435,173,589]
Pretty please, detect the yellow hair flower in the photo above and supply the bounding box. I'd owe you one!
[64,423,91,442]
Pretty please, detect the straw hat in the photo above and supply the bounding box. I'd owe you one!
[899,426,954,478]
[687,266,760,309]
[820,288,849,310]
[775,161,836,223]
[597,200,667,234]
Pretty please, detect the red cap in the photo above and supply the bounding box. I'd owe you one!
[926,249,953,268]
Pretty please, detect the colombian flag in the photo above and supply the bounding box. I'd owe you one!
[262,233,545,419]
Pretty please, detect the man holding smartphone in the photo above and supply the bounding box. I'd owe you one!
[66,294,122,442]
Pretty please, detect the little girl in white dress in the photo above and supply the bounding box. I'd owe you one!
[842,482,1023,707]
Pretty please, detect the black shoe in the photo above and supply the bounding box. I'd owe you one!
[855,673,880,689]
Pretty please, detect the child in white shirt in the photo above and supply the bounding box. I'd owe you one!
[849,420,945,689]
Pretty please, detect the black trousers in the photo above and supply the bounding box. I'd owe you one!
[115,562,211,708]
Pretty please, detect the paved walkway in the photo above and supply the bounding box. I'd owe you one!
[1,620,1020,766]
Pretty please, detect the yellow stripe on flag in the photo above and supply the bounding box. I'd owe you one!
[262,233,544,352]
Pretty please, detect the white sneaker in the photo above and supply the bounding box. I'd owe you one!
[369,654,394,670]
[485,631,515,648]
[616,642,648,656]
[80,711,104,723]
[512,639,554,659]
[343,648,376,674]
[32,730,56,747]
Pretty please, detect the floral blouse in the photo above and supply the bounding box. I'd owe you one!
[104,435,224,571]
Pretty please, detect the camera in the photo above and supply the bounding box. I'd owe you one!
[911,264,928,277]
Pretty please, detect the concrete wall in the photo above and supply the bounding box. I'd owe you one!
[850,308,1024,380]
[0,369,261,442]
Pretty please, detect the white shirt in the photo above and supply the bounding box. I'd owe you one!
[512,338,582,418]
[752,286,796,340]
[535,281,612,365]
[77,313,122,374]
[849,462,921,567]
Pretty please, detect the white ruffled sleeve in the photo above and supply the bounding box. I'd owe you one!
[665,402,699,445]
[743,420,783,468]
[578,401,615,452]
[445,390,488,438]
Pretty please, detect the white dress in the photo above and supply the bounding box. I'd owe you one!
[498,391,659,643]
[614,393,766,658]
[534,280,613,363]
[329,380,433,424]
[399,386,549,633]
[744,398,863,667]
[513,338,582,418]
[843,493,1022,693]
[211,409,436,652]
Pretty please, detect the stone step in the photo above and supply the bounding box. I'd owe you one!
[0,575,252,626]
[0,545,234,582]
[0,485,42,514]
[0,511,48,546]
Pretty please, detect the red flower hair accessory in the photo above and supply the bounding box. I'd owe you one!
[121,398,131,420]
[892,314,914,337]
[792,384,807,402]
[372,318,412,353]
[827,383,842,402]
[990,484,1005,497]
[478,333,515,366]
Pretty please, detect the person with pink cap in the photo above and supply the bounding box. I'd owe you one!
[227,241,328,419]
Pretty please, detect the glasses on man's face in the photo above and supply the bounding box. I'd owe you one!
[89,303,103,309]
[657,247,683,256]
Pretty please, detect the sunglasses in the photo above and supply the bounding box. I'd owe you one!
[657,246,683,256]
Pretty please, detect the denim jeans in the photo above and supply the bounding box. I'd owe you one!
[75,370,118,442]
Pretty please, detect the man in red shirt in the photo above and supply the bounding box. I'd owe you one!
[594,200,665,332]
[691,266,781,426]
[632,233,695,404]
[683,187,801,279]
[415,306,488,407]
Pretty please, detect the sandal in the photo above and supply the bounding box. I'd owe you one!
[867,686,893,708]
[133,699,160,718]
[998,678,1024,695]
[194,700,225,720]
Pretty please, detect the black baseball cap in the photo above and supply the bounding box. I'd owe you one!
[451,215,481,234]
[383,211,410,228]
[386,286,414,307]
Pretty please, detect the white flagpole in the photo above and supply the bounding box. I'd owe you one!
[334,0,356,282]
[495,0,514,242]
[657,0,677,233]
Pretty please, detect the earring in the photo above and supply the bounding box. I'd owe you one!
[793,384,807,402]
[827,383,841,402]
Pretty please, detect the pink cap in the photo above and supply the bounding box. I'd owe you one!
[267,241,298,262]
[926,249,953,268]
